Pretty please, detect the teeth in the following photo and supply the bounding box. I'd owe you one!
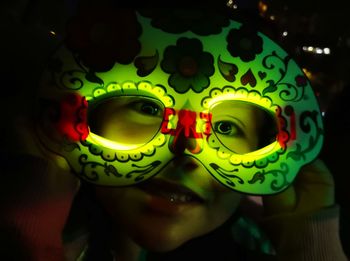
[167,193,193,203]
[180,195,187,202]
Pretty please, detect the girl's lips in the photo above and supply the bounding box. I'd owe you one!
[137,178,206,205]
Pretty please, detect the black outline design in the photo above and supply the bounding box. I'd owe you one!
[134,50,159,77]
[209,163,244,187]
[62,136,81,152]
[217,55,238,82]
[126,161,161,182]
[261,51,305,102]
[79,154,122,181]
[78,154,161,183]
[80,139,161,163]
[160,37,215,94]
[240,68,257,87]
[56,53,105,91]
[248,162,290,191]
[287,111,323,161]
[226,25,263,62]
[60,69,84,90]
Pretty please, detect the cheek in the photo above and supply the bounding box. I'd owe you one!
[94,187,147,224]
[231,139,258,154]
[205,189,242,229]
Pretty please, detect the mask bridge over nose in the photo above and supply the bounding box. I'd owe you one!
[161,108,212,154]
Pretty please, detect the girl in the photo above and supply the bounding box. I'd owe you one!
[0,1,347,260]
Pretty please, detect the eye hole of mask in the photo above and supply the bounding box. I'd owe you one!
[210,100,278,154]
[88,96,164,146]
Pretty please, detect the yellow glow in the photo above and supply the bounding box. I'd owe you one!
[245,141,280,156]
[107,83,122,92]
[49,30,56,36]
[93,88,107,97]
[229,142,282,165]
[258,1,268,14]
[87,132,144,150]
[205,89,274,114]
[91,81,174,108]
[302,68,313,80]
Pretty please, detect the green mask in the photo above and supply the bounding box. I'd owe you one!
[36,7,323,195]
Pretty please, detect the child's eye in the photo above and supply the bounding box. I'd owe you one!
[214,121,243,136]
[130,100,163,117]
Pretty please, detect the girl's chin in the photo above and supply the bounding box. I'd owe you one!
[127,217,198,253]
[133,232,188,253]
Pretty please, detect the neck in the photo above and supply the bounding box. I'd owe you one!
[111,226,145,261]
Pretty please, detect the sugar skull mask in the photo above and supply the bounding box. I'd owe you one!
[36,8,323,195]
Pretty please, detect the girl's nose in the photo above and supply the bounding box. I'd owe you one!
[171,131,201,155]
[169,109,203,155]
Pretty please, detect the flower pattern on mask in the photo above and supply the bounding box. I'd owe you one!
[56,93,89,141]
[138,9,230,36]
[295,75,308,87]
[65,5,142,72]
[226,25,263,62]
[161,38,215,93]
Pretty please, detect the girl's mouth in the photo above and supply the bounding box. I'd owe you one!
[137,178,206,215]
[138,178,205,204]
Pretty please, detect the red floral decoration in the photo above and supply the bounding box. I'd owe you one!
[65,5,142,72]
[56,94,89,141]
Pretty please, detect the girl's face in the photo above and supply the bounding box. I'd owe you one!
[94,101,263,252]
[95,160,242,252]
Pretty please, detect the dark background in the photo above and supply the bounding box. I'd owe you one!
[0,0,349,111]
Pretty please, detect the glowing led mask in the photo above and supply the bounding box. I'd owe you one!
[37,8,323,195]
